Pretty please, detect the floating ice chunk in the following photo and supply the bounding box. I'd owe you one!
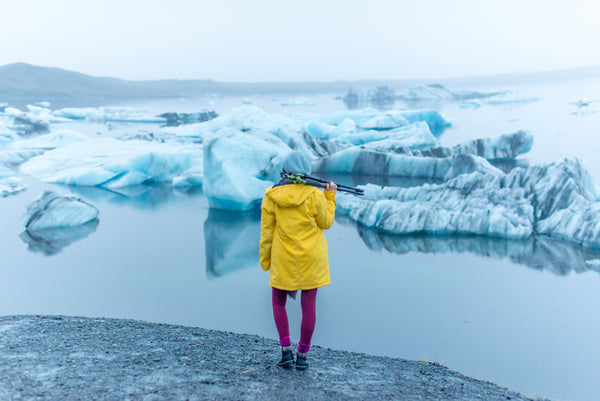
[399,84,504,103]
[304,121,334,140]
[338,172,533,238]
[20,137,202,189]
[506,158,600,246]
[203,127,291,210]
[342,86,396,110]
[359,114,409,130]
[8,110,50,136]
[197,106,284,133]
[403,84,455,102]
[197,106,320,157]
[314,148,502,180]
[304,119,357,141]
[316,109,380,126]
[399,109,451,134]
[53,107,166,123]
[389,131,533,160]
[0,165,26,196]
[157,111,218,127]
[22,191,99,230]
[335,122,436,149]
[315,108,450,134]
[339,157,600,247]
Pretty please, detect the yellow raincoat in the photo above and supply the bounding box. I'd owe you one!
[260,183,336,291]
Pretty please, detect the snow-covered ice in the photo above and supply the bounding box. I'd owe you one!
[20,137,203,188]
[22,191,99,230]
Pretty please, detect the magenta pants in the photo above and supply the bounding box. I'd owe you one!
[272,287,317,354]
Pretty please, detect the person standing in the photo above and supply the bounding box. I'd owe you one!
[259,151,337,370]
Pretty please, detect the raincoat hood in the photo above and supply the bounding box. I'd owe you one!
[265,184,316,209]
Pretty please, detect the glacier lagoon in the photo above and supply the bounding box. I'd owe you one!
[2,78,600,401]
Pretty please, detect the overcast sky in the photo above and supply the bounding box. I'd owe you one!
[1,0,599,82]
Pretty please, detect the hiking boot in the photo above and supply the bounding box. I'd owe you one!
[278,347,294,368]
[295,352,309,371]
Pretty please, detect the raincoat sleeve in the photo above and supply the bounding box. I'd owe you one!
[315,190,336,229]
[259,195,275,271]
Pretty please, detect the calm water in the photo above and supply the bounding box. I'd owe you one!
[2,80,600,401]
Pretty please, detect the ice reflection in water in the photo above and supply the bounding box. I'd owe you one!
[20,219,99,256]
[204,207,260,278]
[338,215,600,276]
[202,207,600,279]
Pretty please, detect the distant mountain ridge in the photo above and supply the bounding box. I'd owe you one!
[1,62,600,107]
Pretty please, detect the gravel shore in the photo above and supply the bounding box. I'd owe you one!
[0,315,549,400]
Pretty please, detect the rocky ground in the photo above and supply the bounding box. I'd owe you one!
[0,315,549,401]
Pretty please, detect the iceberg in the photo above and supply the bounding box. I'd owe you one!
[22,191,99,230]
[338,172,532,238]
[3,105,72,136]
[332,122,436,148]
[157,110,218,127]
[7,110,50,136]
[342,86,396,110]
[203,127,290,210]
[19,137,203,188]
[337,157,600,248]
[314,149,503,179]
[313,108,450,135]
[399,84,503,103]
[385,131,533,160]
[53,107,166,123]
[358,114,409,130]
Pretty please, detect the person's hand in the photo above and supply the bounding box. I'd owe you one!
[325,181,337,191]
